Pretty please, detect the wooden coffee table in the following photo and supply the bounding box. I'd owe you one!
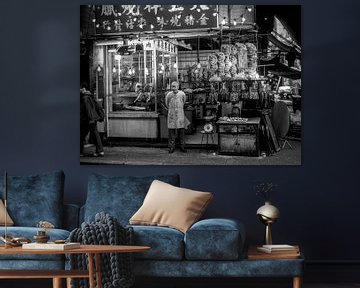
[0,244,150,288]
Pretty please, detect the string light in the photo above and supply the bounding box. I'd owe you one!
[221,17,226,25]
[92,18,96,23]
[246,6,252,12]
[96,65,102,72]
[233,19,237,26]
[112,66,117,73]
[150,24,154,29]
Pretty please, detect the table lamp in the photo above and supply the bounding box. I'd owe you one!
[256,201,280,245]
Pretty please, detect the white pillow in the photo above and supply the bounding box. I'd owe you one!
[0,199,14,226]
[130,180,213,233]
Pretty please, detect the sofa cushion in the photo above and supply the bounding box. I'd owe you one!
[84,174,180,225]
[0,171,64,227]
[130,180,213,233]
[184,218,245,260]
[130,225,184,260]
[0,227,70,261]
[0,199,14,226]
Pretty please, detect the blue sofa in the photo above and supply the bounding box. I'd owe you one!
[81,173,304,284]
[0,170,79,270]
[0,171,303,287]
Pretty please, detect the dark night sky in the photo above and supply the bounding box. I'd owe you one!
[256,5,301,44]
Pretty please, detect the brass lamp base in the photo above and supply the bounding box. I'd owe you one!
[265,223,272,245]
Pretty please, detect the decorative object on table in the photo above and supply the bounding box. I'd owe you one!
[34,220,55,243]
[0,234,31,247]
[254,181,280,245]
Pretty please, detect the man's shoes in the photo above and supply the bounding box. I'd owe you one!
[169,148,175,154]
[180,147,187,153]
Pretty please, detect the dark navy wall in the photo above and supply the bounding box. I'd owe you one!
[0,0,359,263]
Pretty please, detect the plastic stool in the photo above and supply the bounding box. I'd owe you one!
[200,130,215,152]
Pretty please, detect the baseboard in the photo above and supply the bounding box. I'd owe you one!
[304,261,360,282]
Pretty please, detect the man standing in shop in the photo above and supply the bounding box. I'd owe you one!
[165,81,187,153]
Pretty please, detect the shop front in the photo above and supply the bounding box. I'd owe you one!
[94,38,178,139]
[82,5,300,156]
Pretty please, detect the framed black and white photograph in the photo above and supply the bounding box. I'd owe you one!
[80,5,301,165]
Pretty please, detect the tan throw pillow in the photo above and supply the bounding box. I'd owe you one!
[130,180,213,233]
[0,199,14,226]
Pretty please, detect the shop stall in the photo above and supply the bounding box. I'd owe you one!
[83,5,301,155]
[94,38,178,139]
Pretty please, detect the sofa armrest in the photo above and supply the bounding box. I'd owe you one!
[63,204,80,231]
[184,218,245,260]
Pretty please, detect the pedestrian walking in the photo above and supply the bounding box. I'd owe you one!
[165,81,187,153]
[80,88,104,157]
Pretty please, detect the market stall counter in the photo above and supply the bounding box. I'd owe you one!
[216,117,261,157]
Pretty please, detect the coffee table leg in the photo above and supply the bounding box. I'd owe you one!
[52,278,62,288]
[293,276,302,288]
[95,253,102,288]
[88,253,95,288]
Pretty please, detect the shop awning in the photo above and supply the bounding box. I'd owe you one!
[260,55,301,80]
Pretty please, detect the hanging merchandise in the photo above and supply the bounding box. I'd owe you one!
[230,81,239,103]
[246,42,258,78]
[235,42,248,74]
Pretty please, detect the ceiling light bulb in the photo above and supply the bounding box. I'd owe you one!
[241,15,246,23]
[197,8,201,12]
[150,24,154,29]
[92,18,96,23]
[213,12,217,16]
[247,6,252,12]
[197,62,201,69]
[233,19,237,26]
[221,17,226,25]
[96,65,101,72]
[112,66,117,73]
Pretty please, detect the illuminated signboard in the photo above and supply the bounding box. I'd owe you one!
[94,5,218,34]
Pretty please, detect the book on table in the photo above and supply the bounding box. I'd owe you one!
[22,242,80,250]
[256,244,299,254]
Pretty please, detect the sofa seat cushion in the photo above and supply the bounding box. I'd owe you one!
[0,170,65,227]
[130,225,184,260]
[184,218,245,260]
[0,227,70,261]
[134,258,304,277]
[84,174,180,226]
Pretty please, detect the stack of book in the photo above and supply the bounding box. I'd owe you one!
[248,244,300,260]
[22,242,80,250]
[257,244,299,254]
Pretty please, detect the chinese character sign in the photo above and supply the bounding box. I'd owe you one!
[94,5,218,33]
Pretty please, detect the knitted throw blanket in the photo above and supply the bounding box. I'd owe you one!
[68,212,135,288]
